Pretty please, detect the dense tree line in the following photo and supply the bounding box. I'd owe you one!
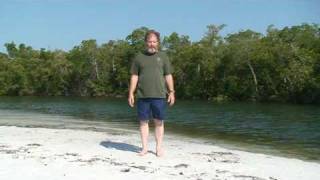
[0,23,319,104]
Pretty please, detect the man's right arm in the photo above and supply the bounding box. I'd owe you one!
[128,74,138,107]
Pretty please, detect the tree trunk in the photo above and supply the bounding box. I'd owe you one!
[92,57,99,80]
[247,61,258,96]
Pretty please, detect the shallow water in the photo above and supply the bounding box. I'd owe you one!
[0,96,319,162]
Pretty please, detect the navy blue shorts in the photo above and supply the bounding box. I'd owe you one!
[137,98,166,121]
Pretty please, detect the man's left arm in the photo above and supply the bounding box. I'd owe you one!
[165,74,175,106]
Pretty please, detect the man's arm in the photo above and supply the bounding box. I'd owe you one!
[165,74,175,106]
[128,74,138,107]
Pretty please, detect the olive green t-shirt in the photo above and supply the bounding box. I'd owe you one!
[130,51,173,98]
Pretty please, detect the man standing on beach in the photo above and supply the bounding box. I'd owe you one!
[128,30,175,157]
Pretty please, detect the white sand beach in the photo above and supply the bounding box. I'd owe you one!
[0,125,319,180]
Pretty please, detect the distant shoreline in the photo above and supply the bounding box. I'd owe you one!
[1,95,319,105]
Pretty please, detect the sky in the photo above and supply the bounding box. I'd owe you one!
[1,0,319,53]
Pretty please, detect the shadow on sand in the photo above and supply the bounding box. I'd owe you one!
[100,141,141,153]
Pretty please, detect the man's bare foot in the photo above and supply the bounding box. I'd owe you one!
[138,149,148,156]
[156,148,164,157]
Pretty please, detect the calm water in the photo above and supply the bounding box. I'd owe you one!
[0,96,319,162]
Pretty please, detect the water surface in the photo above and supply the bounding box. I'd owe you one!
[0,96,319,162]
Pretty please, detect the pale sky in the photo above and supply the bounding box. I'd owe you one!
[1,0,319,53]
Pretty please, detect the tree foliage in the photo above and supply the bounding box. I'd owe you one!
[1,24,319,104]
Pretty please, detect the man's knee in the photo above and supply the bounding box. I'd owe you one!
[154,119,163,126]
[140,120,149,126]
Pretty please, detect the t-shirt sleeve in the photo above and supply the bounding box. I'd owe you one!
[163,54,173,75]
[130,57,139,75]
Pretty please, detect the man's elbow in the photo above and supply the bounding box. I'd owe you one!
[165,74,174,82]
[131,74,138,79]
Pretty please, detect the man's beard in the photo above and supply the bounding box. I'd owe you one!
[147,47,158,54]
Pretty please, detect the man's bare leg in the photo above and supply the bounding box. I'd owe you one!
[139,120,149,156]
[154,119,164,157]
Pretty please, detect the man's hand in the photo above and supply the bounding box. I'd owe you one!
[128,93,135,107]
[167,92,175,106]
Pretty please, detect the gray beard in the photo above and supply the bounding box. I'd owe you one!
[147,48,158,54]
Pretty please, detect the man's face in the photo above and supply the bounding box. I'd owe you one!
[146,34,159,53]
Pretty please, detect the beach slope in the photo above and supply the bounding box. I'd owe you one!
[0,126,319,180]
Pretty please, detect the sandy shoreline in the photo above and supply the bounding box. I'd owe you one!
[0,125,319,180]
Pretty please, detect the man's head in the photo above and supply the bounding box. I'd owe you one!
[145,30,160,54]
